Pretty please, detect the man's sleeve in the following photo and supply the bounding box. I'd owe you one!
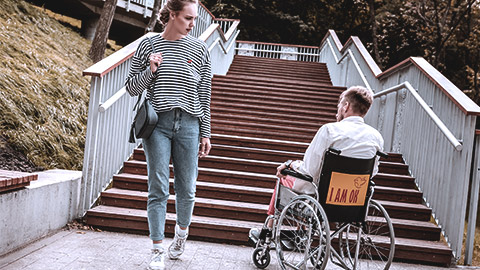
[291,125,331,180]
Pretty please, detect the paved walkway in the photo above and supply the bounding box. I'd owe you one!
[0,228,470,270]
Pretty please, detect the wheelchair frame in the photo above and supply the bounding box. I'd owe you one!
[250,149,395,270]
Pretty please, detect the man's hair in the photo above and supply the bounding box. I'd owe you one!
[340,86,373,116]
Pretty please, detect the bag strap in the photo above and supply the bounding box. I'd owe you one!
[133,37,157,111]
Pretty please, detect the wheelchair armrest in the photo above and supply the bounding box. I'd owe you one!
[280,168,314,182]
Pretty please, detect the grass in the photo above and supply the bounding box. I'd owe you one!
[0,0,119,170]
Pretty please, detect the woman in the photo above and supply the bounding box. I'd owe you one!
[125,0,211,269]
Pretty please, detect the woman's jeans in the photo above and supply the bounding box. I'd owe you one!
[143,108,199,241]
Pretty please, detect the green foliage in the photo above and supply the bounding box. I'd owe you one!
[0,0,93,170]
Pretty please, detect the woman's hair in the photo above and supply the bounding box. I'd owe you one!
[159,0,198,26]
[340,86,374,116]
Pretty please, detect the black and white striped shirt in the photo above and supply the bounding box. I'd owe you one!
[125,34,212,138]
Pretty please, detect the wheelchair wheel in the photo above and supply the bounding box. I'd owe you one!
[252,247,271,269]
[337,199,395,270]
[276,195,330,270]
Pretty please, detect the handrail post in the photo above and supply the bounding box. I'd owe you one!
[79,77,103,215]
[392,88,407,152]
[465,131,480,265]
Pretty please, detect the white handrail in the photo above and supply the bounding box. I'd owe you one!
[208,30,240,54]
[99,87,126,113]
[326,39,372,92]
[375,82,463,151]
[235,47,319,56]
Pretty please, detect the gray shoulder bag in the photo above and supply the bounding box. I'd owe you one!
[128,37,159,143]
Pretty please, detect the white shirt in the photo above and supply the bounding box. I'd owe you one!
[291,116,384,193]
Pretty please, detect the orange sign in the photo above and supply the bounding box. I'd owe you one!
[325,172,370,206]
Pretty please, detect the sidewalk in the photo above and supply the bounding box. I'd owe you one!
[0,228,464,270]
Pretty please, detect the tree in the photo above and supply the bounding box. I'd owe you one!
[367,0,382,68]
[89,0,118,63]
[145,0,162,33]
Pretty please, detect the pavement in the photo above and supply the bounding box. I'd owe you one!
[0,228,474,270]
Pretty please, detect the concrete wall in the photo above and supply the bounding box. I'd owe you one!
[0,170,82,256]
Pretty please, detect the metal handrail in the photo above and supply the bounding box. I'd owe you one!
[326,39,372,92]
[374,82,463,151]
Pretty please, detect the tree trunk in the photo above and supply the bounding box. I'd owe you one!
[145,0,162,33]
[367,0,382,69]
[88,0,118,63]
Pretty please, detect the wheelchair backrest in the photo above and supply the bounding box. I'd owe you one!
[317,148,376,222]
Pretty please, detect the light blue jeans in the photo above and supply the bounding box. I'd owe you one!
[143,108,199,241]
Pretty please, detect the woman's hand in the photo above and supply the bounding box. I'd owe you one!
[149,52,163,73]
[199,137,211,158]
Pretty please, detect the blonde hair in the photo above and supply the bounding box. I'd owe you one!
[159,0,198,26]
[340,86,373,116]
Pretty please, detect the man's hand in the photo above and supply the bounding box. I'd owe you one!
[199,137,211,158]
[276,162,287,179]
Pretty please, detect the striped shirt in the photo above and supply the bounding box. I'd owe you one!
[125,34,212,138]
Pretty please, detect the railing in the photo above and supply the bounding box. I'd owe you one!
[79,6,239,216]
[319,29,480,263]
[236,41,320,62]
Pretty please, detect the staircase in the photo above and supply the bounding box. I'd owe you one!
[85,55,453,266]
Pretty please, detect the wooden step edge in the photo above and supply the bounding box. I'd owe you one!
[114,173,275,194]
[86,205,262,230]
[376,199,430,211]
[102,188,269,213]
[374,172,415,181]
[374,186,422,195]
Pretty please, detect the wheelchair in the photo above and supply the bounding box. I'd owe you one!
[249,148,395,270]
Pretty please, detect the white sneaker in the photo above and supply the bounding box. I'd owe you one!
[168,225,188,259]
[148,248,165,270]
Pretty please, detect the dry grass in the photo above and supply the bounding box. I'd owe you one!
[0,0,117,170]
[460,223,480,266]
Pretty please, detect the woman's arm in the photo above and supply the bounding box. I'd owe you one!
[125,38,156,97]
[197,44,212,138]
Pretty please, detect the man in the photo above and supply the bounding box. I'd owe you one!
[250,85,384,239]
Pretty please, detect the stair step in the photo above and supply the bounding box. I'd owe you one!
[200,155,279,175]
[376,199,432,221]
[123,161,277,188]
[211,113,325,130]
[211,107,332,124]
[211,88,339,106]
[394,236,452,266]
[388,217,441,241]
[380,152,404,163]
[86,205,259,244]
[226,70,329,84]
[373,173,417,189]
[212,124,315,142]
[100,188,268,222]
[86,205,450,265]
[134,145,302,163]
[226,68,331,82]
[112,174,274,204]
[213,74,341,90]
[211,81,342,98]
[212,101,336,119]
[211,134,309,153]
[213,78,340,94]
[211,95,337,114]
[378,161,410,175]
[373,186,423,204]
